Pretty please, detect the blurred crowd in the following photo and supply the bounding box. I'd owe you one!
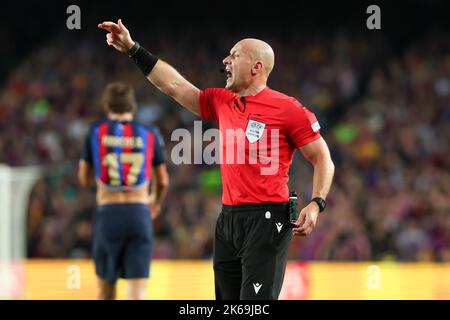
[0,28,449,261]
[291,33,450,262]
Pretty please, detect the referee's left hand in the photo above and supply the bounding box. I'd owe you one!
[292,202,320,236]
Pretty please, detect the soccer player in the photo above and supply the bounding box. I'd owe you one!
[98,20,334,300]
[78,82,169,300]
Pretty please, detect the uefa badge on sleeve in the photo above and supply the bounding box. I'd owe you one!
[311,121,320,132]
[245,119,266,143]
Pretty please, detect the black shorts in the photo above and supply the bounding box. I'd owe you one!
[213,202,292,300]
[93,203,153,284]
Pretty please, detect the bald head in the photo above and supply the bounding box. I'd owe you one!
[223,38,275,94]
[237,38,275,76]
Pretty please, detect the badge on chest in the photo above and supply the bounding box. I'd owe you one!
[245,119,266,143]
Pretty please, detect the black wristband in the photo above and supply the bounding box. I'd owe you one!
[127,41,141,56]
[311,197,326,212]
[128,41,158,76]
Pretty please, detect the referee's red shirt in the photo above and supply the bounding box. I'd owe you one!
[199,86,321,205]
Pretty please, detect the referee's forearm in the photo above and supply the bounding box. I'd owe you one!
[145,60,201,116]
[128,43,195,100]
[147,60,181,96]
[311,156,335,199]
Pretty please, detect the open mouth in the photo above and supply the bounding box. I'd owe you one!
[226,70,232,79]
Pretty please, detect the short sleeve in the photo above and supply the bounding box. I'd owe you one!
[199,88,235,123]
[81,128,93,164]
[286,100,321,148]
[151,126,166,166]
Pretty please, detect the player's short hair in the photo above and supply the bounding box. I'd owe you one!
[102,82,137,114]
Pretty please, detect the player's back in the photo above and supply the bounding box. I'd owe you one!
[84,119,165,205]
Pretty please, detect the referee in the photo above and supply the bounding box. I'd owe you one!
[99,19,335,300]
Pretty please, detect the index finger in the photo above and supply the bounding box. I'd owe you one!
[98,21,121,33]
[293,219,313,233]
[293,211,306,228]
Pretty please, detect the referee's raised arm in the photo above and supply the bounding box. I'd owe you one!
[98,19,201,116]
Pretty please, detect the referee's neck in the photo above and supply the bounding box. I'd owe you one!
[236,84,267,97]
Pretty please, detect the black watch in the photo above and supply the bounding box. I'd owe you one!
[311,197,326,212]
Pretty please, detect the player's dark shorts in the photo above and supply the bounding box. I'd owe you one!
[213,202,292,300]
[93,203,152,284]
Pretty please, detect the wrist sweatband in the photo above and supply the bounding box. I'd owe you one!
[127,41,158,76]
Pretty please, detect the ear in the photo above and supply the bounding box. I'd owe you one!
[251,61,263,75]
[103,103,110,114]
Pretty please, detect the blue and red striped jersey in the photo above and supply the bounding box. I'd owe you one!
[81,119,165,191]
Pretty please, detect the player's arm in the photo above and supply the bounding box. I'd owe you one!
[98,19,200,116]
[79,127,95,187]
[78,159,95,187]
[292,137,335,236]
[149,164,169,219]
